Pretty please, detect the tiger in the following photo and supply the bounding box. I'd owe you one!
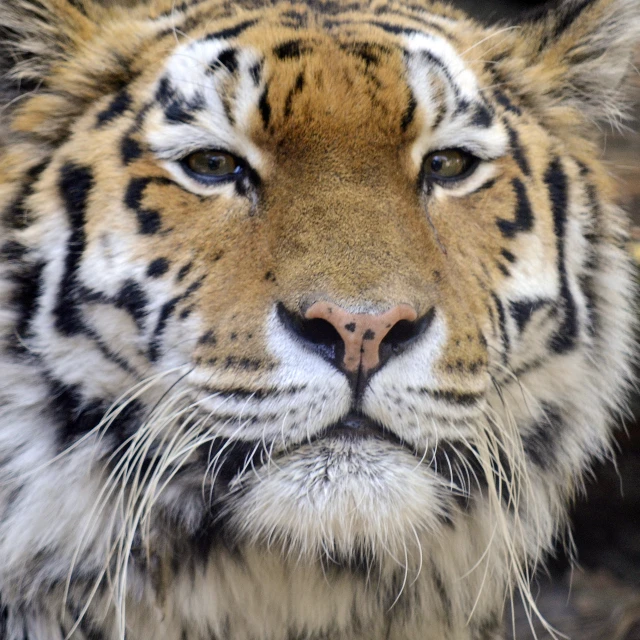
[0,0,637,638]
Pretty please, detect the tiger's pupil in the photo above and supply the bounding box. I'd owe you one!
[425,149,471,179]
[186,151,238,177]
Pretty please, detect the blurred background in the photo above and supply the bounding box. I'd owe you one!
[101,0,640,637]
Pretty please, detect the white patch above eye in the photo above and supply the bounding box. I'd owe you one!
[405,32,479,103]
[146,38,270,189]
[403,33,508,172]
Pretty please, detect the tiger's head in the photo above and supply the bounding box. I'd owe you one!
[0,0,637,638]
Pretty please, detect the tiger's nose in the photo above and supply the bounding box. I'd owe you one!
[278,301,432,376]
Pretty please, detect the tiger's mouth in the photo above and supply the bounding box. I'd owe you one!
[312,411,409,450]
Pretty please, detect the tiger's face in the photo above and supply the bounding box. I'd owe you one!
[21,8,525,548]
[0,0,637,637]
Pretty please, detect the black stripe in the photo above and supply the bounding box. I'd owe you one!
[121,132,142,165]
[114,279,148,330]
[491,292,509,363]
[367,20,421,37]
[54,163,94,336]
[284,72,305,118]
[401,92,417,132]
[575,161,601,336]
[500,248,516,263]
[370,7,451,37]
[124,178,164,235]
[7,259,46,357]
[147,257,170,278]
[49,376,143,449]
[2,160,49,230]
[493,89,522,116]
[530,0,595,52]
[504,121,531,176]
[496,178,533,238]
[416,388,483,406]
[249,60,263,86]
[156,77,204,125]
[204,19,258,41]
[148,277,204,361]
[338,41,392,66]
[67,0,88,16]
[84,325,139,376]
[1,240,28,261]
[216,48,238,74]
[258,86,271,128]
[509,298,551,332]
[522,403,563,470]
[496,262,510,277]
[273,39,313,60]
[194,384,305,400]
[279,9,308,28]
[95,90,132,128]
[470,102,493,128]
[0,595,6,638]
[545,158,578,353]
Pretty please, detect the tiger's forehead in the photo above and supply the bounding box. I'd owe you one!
[147,12,507,173]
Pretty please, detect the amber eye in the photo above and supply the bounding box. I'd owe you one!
[182,150,243,181]
[423,149,478,182]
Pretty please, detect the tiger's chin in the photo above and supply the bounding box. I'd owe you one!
[224,436,451,565]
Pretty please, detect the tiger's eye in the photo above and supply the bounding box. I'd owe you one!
[184,150,241,178]
[424,149,475,180]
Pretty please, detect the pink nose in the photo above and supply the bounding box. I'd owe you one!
[304,301,418,373]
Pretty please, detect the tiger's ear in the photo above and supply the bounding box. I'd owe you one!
[0,0,144,141]
[493,0,639,129]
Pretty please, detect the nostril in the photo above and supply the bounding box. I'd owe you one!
[380,307,435,353]
[277,303,344,363]
[299,317,343,347]
[382,319,418,351]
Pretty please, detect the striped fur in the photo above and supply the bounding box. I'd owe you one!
[0,0,638,638]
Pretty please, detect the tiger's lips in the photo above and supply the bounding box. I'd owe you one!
[316,411,409,449]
